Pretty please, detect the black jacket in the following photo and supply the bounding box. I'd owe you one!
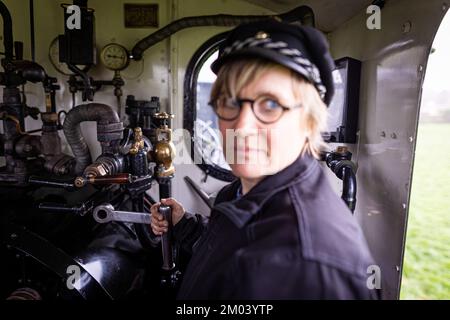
[173,154,380,299]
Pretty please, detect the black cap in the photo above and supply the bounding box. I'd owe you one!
[211,19,335,105]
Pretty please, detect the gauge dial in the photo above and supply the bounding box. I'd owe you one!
[48,37,73,75]
[100,43,130,71]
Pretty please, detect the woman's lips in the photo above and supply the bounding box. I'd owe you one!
[234,147,268,162]
[234,147,264,153]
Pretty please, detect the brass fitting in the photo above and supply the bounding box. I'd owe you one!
[153,112,174,121]
[150,113,176,177]
[41,112,58,123]
[83,162,109,178]
[129,127,145,155]
[74,176,86,188]
[336,146,349,155]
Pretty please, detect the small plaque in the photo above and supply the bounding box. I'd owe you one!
[124,4,158,28]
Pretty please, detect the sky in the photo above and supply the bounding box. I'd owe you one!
[421,10,450,116]
[198,51,218,83]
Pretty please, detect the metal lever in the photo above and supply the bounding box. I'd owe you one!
[159,205,175,271]
[39,202,93,216]
[93,204,151,224]
[29,176,75,190]
[184,176,214,209]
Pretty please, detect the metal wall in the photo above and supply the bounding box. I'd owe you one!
[170,0,448,298]
[327,0,447,298]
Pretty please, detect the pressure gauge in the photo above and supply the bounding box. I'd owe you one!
[100,43,130,71]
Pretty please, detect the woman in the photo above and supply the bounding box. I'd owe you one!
[151,19,380,299]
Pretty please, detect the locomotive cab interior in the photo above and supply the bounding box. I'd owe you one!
[0,0,448,301]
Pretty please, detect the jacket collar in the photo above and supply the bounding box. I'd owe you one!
[214,153,319,228]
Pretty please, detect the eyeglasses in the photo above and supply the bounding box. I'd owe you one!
[209,96,302,124]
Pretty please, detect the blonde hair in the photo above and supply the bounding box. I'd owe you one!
[210,58,329,159]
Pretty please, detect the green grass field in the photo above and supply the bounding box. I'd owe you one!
[400,123,450,300]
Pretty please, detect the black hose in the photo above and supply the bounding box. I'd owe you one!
[63,103,121,175]
[28,176,75,190]
[322,151,357,214]
[341,166,357,213]
[131,5,315,60]
[0,0,14,60]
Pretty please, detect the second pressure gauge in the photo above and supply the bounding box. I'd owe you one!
[100,43,130,71]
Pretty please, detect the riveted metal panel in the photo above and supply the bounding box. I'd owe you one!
[328,0,448,299]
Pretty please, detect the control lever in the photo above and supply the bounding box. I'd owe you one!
[30,173,132,190]
[92,203,176,273]
[29,176,75,190]
[74,173,132,188]
[159,205,175,271]
[184,176,214,209]
[93,204,151,224]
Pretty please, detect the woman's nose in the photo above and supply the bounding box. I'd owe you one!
[233,103,259,130]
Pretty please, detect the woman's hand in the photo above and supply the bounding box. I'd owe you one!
[150,198,185,236]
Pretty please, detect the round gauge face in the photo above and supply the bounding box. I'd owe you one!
[48,37,74,75]
[100,43,130,71]
[48,37,89,75]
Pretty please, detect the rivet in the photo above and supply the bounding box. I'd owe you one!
[409,136,414,142]
[402,203,407,209]
[402,21,412,34]
[396,265,400,272]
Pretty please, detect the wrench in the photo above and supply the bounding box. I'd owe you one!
[93,204,151,224]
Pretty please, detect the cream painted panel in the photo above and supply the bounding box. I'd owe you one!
[243,0,373,32]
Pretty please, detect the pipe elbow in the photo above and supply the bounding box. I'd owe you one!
[342,166,357,213]
[63,103,123,175]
